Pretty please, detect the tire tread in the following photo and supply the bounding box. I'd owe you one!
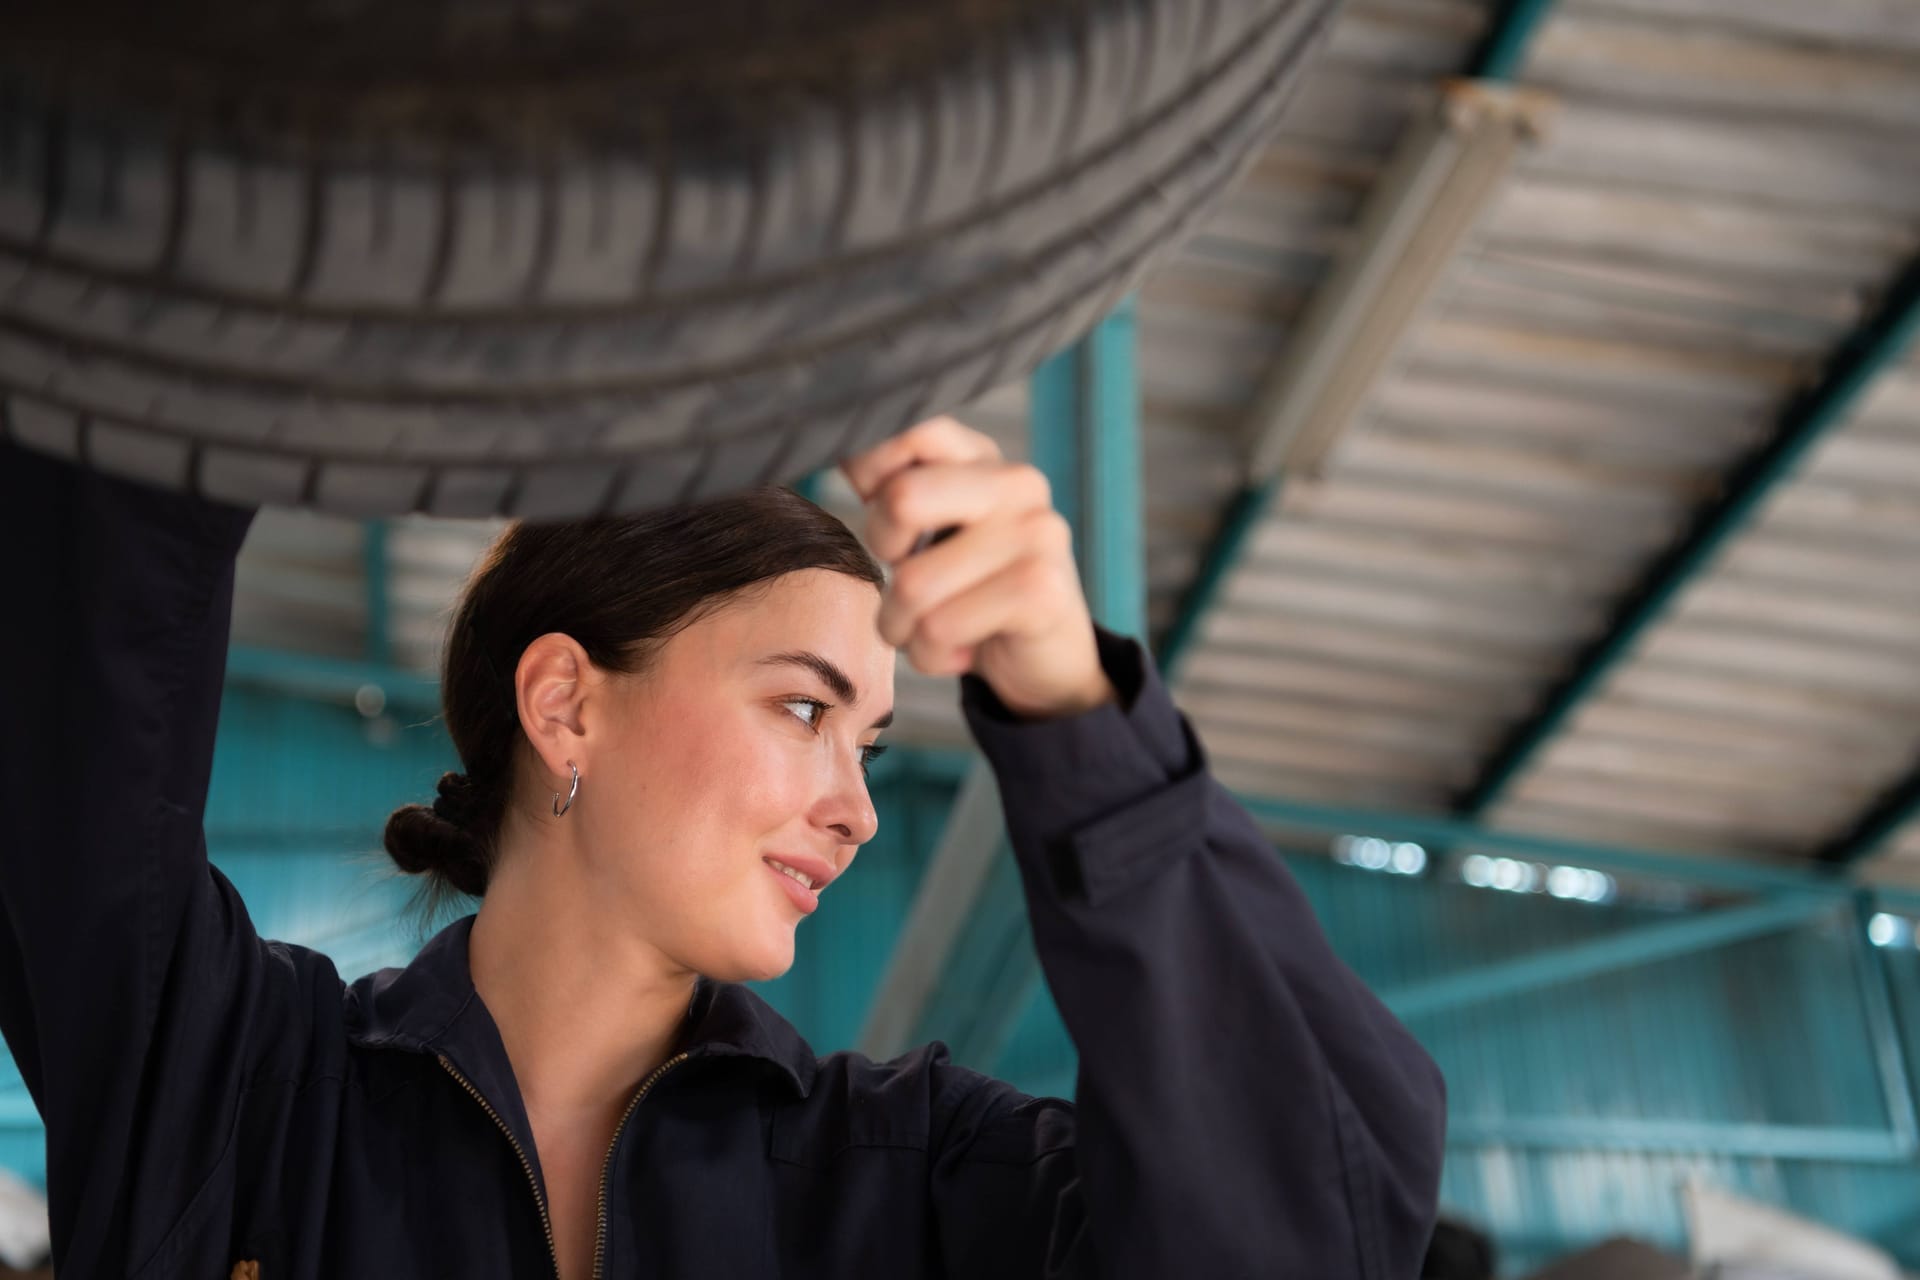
[0,0,1337,516]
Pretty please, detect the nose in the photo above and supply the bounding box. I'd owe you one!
[820,752,880,847]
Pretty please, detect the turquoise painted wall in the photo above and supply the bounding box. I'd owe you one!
[988,851,1920,1273]
[1304,858,1920,1273]
[4,686,1917,1273]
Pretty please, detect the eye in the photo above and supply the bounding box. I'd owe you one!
[784,697,889,778]
[784,696,827,729]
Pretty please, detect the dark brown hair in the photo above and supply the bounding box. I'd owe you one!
[382,484,885,932]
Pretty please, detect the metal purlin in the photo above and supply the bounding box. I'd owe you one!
[1457,252,1920,823]
[1822,752,1920,867]
[1471,0,1562,81]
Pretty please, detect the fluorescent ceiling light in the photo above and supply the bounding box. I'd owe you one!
[1242,77,1555,481]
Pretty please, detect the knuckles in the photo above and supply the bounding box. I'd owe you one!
[1029,508,1072,554]
[864,447,1079,674]
[875,472,925,542]
[1021,465,1053,510]
[867,460,1052,559]
[1017,555,1056,598]
[914,609,955,650]
[887,560,931,614]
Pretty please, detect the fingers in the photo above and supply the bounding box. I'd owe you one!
[900,552,1070,675]
[876,508,1063,646]
[861,459,1051,563]
[839,414,1080,685]
[836,415,1002,504]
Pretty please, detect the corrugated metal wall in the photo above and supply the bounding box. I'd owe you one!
[1306,856,1920,1272]
[988,846,1920,1272]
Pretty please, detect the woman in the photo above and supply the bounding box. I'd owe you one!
[0,415,1444,1279]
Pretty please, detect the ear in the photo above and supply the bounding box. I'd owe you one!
[513,632,600,784]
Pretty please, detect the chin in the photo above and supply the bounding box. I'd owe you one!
[743,957,795,984]
[708,939,796,986]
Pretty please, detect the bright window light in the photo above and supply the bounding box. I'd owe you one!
[1390,842,1427,875]
[1547,866,1583,899]
[1869,913,1902,948]
[1332,834,1399,871]
[1546,865,1616,904]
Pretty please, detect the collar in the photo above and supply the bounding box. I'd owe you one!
[343,914,822,1106]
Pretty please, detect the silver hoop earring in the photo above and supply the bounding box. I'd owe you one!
[553,761,579,817]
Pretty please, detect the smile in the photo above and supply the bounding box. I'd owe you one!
[765,859,819,891]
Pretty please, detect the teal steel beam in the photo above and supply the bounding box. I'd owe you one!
[1026,1061,1920,1158]
[225,647,442,720]
[1154,476,1282,683]
[879,301,1147,1070]
[1441,1116,1916,1163]
[929,863,1045,1070]
[1028,297,1147,636]
[876,757,1920,909]
[1459,252,1920,822]
[363,520,392,668]
[1879,886,1920,917]
[857,764,1010,1058]
[927,853,1040,1069]
[1078,299,1148,647]
[204,831,387,858]
[1820,767,1920,867]
[1237,791,1839,897]
[1470,0,1560,80]
[939,299,1148,1070]
[1379,893,1837,1022]
[1848,892,1920,1150]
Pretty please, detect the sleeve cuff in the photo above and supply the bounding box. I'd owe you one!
[958,625,1207,902]
[958,624,1193,780]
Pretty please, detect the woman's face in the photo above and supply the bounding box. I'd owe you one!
[580,568,896,983]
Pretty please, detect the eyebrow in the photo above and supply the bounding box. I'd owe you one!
[756,651,895,730]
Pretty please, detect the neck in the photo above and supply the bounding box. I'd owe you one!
[467,842,696,1125]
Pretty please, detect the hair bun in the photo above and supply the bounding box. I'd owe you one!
[383,772,492,898]
[431,771,483,829]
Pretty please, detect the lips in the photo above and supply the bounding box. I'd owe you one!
[762,852,839,893]
[762,852,837,917]
[765,858,821,892]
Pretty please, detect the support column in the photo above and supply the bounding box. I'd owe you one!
[856,302,1145,1068]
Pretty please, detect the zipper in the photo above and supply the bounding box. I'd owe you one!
[591,1050,691,1280]
[439,1053,562,1280]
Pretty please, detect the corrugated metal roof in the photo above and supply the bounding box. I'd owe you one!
[1157,0,1920,876]
[229,0,1920,887]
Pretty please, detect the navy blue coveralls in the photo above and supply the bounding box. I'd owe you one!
[0,440,1445,1278]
